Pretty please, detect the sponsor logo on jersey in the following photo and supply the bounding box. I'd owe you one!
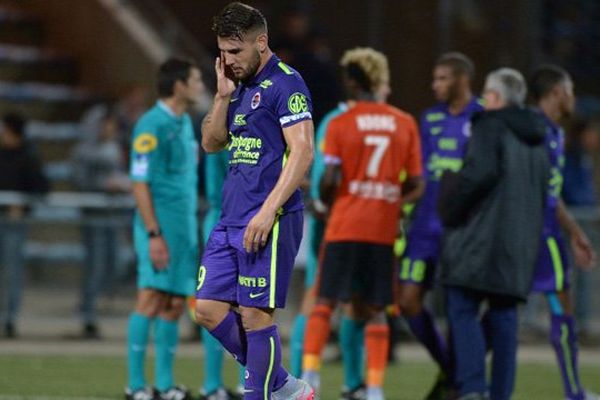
[228,133,263,165]
[438,138,458,151]
[288,92,308,114]
[133,133,157,153]
[234,114,247,126]
[427,154,463,180]
[430,126,443,135]
[238,275,267,288]
[259,79,273,89]
[348,179,401,203]
[426,112,446,122]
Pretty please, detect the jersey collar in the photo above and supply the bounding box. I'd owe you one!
[534,107,561,134]
[243,54,280,88]
[443,96,482,117]
[157,100,181,120]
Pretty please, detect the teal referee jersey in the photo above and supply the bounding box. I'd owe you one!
[130,100,199,296]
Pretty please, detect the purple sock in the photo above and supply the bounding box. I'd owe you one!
[407,308,450,373]
[209,311,248,365]
[244,325,289,399]
[550,315,584,399]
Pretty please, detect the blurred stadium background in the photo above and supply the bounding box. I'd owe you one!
[0,0,599,398]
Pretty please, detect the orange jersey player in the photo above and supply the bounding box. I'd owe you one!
[302,47,424,400]
[323,102,422,246]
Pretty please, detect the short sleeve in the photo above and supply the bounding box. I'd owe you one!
[406,116,423,177]
[129,118,159,182]
[273,70,313,128]
[310,112,335,200]
[322,118,342,165]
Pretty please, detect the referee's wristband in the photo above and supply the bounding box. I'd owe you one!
[148,228,162,238]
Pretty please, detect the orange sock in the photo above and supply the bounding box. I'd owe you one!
[365,323,390,387]
[302,304,333,371]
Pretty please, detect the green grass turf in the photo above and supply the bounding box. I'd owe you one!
[0,355,599,399]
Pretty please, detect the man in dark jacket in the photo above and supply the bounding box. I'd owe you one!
[0,113,48,338]
[438,68,550,400]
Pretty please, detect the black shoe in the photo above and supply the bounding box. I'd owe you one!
[125,387,154,400]
[425,371,456,400]
[4,322,16,339]
[340,383,367,400]
[155,385,192,400]
[199,387,242,400]
[83,323,101,339]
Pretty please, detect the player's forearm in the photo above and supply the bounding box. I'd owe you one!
[201,95,230,153]
[132,182,160,232]
[262,143,314,215]
[319,167,339,207]
[402,176,425,205]
[557,199,582,236]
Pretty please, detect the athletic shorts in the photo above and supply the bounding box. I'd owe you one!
[317,241,396,306]
[134,213,198,296]
[399,229,442,288]
[305,216,325,288]
[531,230,571,293]
[195,211,303,309]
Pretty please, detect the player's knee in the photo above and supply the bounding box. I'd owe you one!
[239,306,273,331]
[348,298,371,320]
[194,300,220,329]
[167,297,185,319]
[398,293,422,317]
[135,291,166,317]
[367,309,387,324]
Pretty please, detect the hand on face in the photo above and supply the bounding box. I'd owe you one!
[215,53,236,98]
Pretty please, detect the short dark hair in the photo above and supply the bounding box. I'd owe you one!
[2,113,26,138]
[157,58,196,98]
[345,63,372,93]
[436,52,475,80]
[529,64,570,102]
[340,48,390,94]
[212,2,267,41]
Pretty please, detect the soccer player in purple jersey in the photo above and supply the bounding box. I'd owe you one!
[397,52,483,399]
[194,3,315,400]
[527,65,598,400]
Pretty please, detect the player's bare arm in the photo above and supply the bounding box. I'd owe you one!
[243,120,314,253]
[557,198,596,269]
[132,182,169,269]
[402,176,425,204]
[319,163,341,207]
[202,55,236,152]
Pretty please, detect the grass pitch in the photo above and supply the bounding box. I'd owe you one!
[0,354,599,399]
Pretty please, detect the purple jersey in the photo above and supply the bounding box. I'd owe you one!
[531,111,569,293]
[409,98,484,235]
[540,111,565,232]
[220,55,313,226]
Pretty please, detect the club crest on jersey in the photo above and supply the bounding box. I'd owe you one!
[463,121,472,137]
[251,92,261,109]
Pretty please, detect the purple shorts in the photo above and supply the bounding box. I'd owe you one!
[195,211,303,308]
[531,230,571,293]
[399,229,442,288]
